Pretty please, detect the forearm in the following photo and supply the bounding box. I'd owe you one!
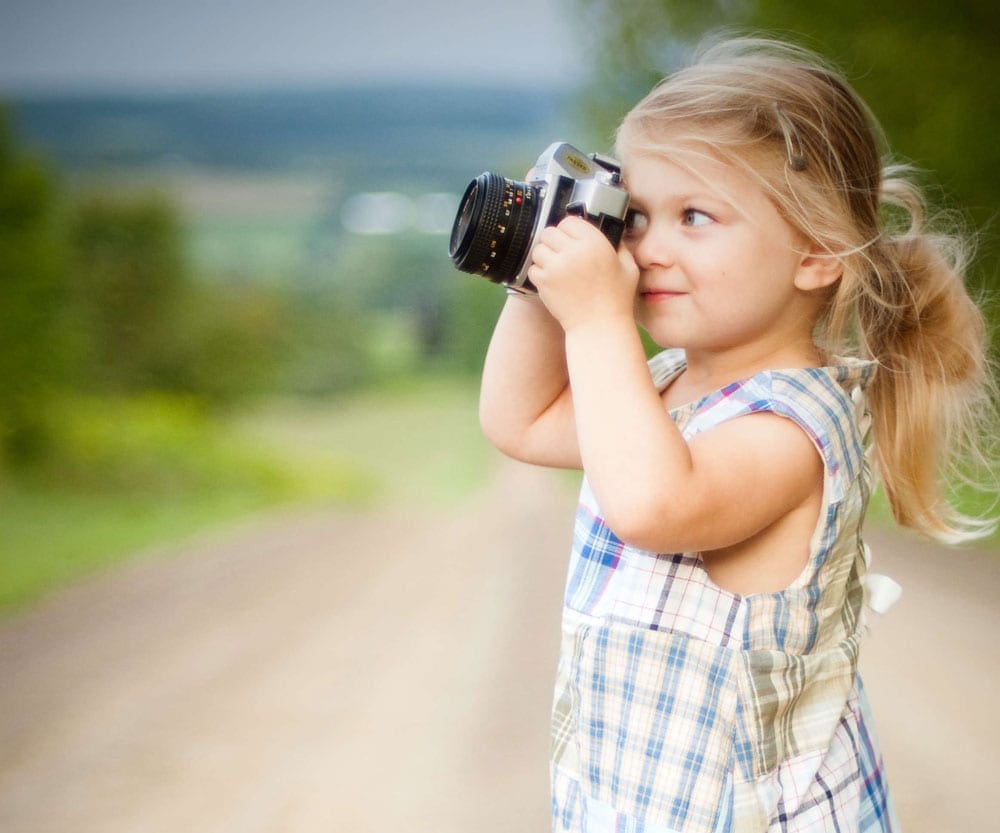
[479,294,579,466]
[563,316,693,538]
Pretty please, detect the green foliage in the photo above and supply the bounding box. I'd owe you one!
[0,95,509,612]
[33,393,338,496]
[67,194,193,392]
[65,195,313,403]
[161,279,296,401]
[0,378,497,613]
[270,288,379,396]
[0,391,374,612]
[0,117,295,470]
[755,1,998,294]
[0,111,72,464]
[233,376,497,508]
[573,0,700,144]
[0,103,482,478]
[436,275,507,374]
[1,486,270,613]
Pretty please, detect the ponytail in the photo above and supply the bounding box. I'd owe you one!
[845,170,996,542]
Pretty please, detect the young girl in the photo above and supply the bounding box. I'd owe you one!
[478,37,995,833]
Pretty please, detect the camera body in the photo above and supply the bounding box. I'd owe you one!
[449,142,630,292]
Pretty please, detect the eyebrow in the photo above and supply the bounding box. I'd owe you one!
[626,190,728,210]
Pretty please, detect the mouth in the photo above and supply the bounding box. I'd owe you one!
[640,288,686,302]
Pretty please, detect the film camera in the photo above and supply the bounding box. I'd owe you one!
[448,142,630,292]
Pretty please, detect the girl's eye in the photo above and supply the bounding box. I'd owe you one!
[626,209,648,235]
[682,208,713,227]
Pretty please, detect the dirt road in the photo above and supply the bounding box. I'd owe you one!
[1,461,997,832]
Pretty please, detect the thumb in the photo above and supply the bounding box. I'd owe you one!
[617,245,640,284]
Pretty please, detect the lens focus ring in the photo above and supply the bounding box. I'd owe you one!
[449,173,539,284]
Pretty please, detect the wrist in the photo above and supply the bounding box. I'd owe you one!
[561,307,637,342]
[504,285,539,299]
[562,313,647,387]
[501,288,561,332]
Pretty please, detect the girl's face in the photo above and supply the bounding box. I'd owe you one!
[622,148,815,358]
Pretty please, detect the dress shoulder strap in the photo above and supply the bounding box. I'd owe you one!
[685,360,876,505]
[647,348,687,390]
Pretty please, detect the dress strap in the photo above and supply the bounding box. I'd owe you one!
[647,347,687,390]
[683,364,874,505]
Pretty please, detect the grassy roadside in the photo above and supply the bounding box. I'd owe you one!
[2,377,993,615]
[231,375,498,508]
[0,377,497,614]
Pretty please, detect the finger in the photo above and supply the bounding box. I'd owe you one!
[556,215,599,238]
[615,246,639,282]
[617,245,638,272]
[526,261,546,287]
[529,238,555,266]
[536,224,570,250]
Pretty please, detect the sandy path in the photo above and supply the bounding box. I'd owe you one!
[0,461,997,831]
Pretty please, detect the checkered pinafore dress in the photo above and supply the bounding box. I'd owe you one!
[550,349,899,833]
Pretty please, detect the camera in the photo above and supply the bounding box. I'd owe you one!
[448,142,630,292]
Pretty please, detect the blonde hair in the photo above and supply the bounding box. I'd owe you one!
[616,36,997,542]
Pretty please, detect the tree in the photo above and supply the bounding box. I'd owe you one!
[0,109,71,465]
[68,194,193,393]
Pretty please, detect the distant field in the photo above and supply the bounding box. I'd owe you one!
[83,167,459,282]
[71,168,338,279]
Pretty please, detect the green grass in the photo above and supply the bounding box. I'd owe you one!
[232,375,498,508]
[0,378,497,614]
[0,486,291,613]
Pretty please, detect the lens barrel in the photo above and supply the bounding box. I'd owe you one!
[449,173,539,285]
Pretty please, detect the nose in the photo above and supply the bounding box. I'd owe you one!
[629,224,674,270]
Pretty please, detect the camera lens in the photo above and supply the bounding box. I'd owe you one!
[449,172,539,285]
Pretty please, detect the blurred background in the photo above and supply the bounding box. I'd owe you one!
[0,1,996,831]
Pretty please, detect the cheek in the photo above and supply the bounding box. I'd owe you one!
[689,266,776,324]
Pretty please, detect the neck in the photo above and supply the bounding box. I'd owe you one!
[678,333,824,399]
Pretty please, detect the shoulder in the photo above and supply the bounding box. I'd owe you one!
[700,360,873,434]
[683,360,874,502]
[762,360,874,449]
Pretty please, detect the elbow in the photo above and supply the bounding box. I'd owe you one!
[478,405,506,452]
[479,404,528,462]
[600,493,694,554]
[603,513,670,554]
[479,390,580,469]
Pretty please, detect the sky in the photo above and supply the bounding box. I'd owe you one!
[0,0,588,94]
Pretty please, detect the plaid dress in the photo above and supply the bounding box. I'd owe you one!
[550,349,899,833]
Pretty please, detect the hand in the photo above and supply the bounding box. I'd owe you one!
[526,216,639,333]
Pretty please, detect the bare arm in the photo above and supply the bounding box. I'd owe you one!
[562,316,822,553]
[478,294,581,468]
[529,217,823,556]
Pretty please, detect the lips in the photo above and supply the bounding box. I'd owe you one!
[640,288,685,301]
